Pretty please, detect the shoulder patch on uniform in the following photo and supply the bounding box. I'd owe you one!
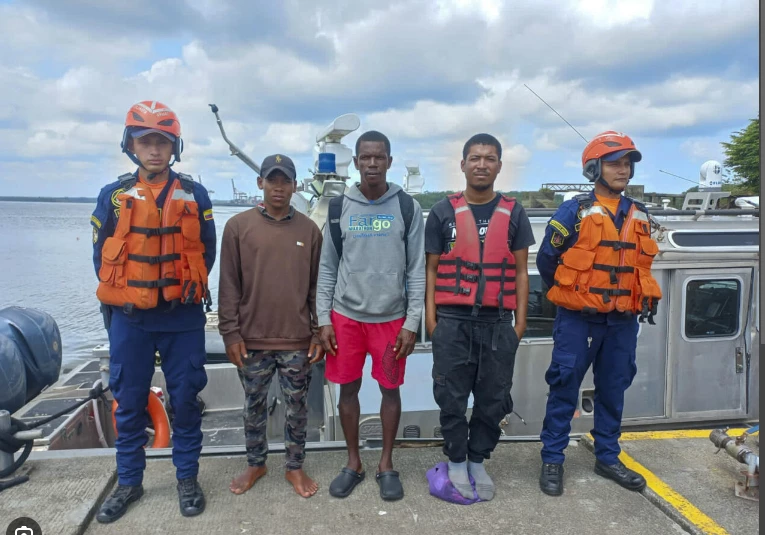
[203,208,213,221]
[551,232,565,248]
[92,227,98,244]
[549,219,569,237]
[110,188,125,207]
[90,215,101,228]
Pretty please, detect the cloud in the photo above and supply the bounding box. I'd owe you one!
[679,137,727,163]
[0,0,758,197]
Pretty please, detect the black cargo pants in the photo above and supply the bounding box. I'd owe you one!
[431,314,519,463]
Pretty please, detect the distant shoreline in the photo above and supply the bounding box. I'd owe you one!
[0,196,98,203]
[0,197,256,207]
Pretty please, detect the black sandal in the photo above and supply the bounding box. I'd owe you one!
[329,468,365,498]
[376,471,404,501]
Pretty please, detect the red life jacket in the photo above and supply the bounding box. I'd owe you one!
[435,193,517,316]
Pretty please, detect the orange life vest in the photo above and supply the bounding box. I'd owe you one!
[546,198,662,323]
[96,174,211,312]
[435,193,517,316]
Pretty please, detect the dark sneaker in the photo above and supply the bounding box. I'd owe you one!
[594,460,647,491]
[177,477,206,517]
[96,484,144,523]
[539,463,564,496]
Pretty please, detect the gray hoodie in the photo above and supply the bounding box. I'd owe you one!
[316,182,425,333]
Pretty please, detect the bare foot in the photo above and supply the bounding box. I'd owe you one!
[230,465,267,495]
[285,468,319,498]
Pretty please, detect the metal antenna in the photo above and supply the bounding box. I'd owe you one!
[659,169,699,186]
[524,84,589,143]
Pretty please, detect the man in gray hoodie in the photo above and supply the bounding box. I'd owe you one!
[317,130,425,502]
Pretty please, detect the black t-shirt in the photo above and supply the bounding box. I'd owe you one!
[425,193,536,319]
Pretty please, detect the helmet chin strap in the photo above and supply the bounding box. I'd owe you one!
[127,151,170,180]
[597,176,624,196]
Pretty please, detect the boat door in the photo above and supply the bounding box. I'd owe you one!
[669,268,753,419]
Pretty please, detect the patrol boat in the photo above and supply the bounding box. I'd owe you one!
[7,107,759,454]
[1,107,758,535]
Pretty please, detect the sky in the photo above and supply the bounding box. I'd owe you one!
[0,0,759,199]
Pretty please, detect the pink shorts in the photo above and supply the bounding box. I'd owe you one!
[325,310,407,389]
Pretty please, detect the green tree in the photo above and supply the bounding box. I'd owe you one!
[412,191,457,210]
[721,115,759,193]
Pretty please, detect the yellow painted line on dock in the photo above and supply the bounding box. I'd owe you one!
[618,449,730,535]
[619,428,749,441]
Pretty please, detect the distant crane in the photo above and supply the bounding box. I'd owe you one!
[231,179,249,203]
[197,175,214,195]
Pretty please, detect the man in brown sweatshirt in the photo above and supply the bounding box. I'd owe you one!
[217,154,324,498]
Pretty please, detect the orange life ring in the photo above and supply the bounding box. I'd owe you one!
[112,390,171,449]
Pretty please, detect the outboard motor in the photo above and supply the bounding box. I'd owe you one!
[0,307,62,413]
[0,335,26,416]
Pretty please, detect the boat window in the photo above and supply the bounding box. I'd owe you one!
[671,231,759,248]
[417,274,558,343]
[527,275,557,337]
[684,279,741,338]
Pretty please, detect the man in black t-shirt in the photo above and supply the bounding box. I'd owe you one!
[424,134,535,502]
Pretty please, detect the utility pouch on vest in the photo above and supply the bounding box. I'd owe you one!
[555,249,595,292]
[634,236,658,269]
[98,237,127,288]
[180,203,201,249]
[179,251,208,306]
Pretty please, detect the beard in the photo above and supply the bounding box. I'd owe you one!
[471,182,492,192]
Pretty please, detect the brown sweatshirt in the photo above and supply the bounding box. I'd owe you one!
[217,207,323,350]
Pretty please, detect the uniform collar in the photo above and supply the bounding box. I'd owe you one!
[257,203,294,221]
[589,190,631,217]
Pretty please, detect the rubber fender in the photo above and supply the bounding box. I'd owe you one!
[112,390,171,449]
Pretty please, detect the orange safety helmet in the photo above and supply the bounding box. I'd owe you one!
[121,101,184,166]
[582,131,642,182]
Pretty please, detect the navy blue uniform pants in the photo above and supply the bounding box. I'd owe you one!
[540,309,638,465]
[108,311,208,486]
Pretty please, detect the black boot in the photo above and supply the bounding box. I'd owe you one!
[594,460,646,491]
[539,463,564,496]
[96,484,144,523]
[177,477,206,517]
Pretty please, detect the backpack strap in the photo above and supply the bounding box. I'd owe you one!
[397,190,415,256]
[328,195,344,259]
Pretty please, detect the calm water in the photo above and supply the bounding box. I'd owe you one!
[0,201,250,368]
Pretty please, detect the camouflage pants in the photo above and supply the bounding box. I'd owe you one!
[238,349,311,470]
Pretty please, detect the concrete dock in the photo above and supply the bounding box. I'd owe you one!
[0,429,758,535]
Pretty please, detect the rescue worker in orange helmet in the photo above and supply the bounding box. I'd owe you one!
[424,134,535,501]
[90,101,216,523]
[536,131,662,497]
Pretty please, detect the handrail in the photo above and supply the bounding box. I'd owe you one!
[524,208,759,218]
